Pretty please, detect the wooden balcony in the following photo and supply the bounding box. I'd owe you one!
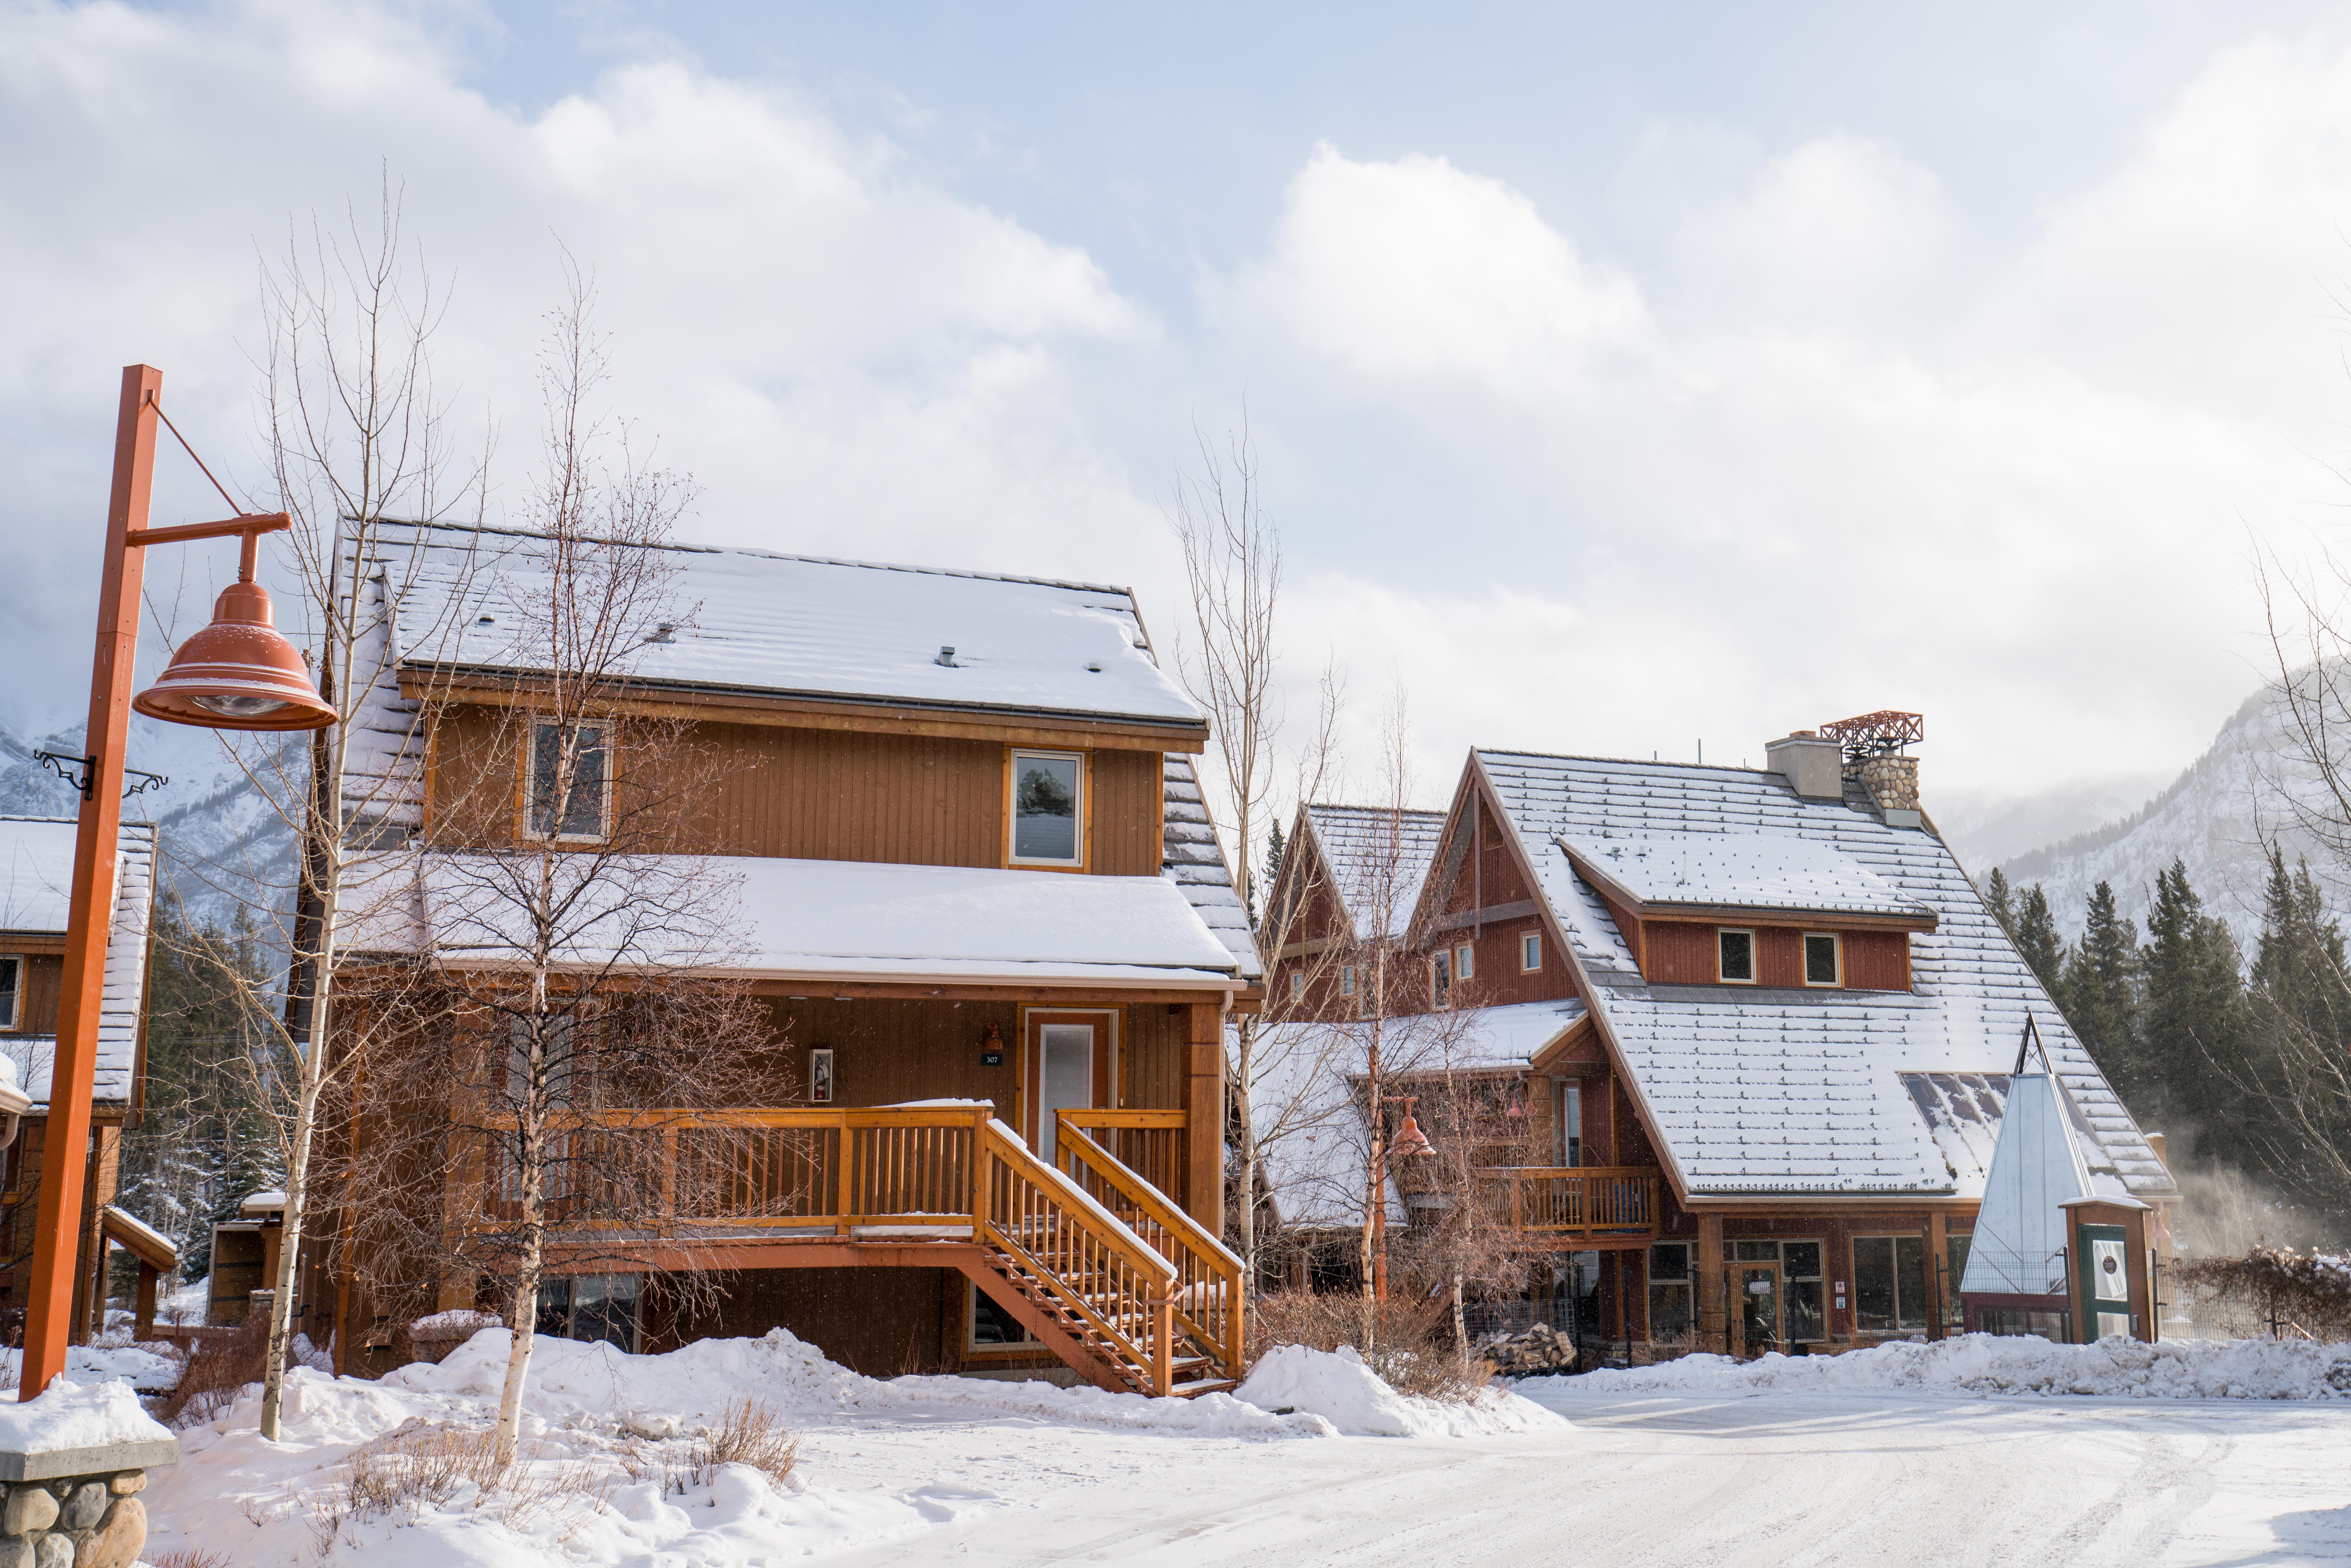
[474,1103,1238,1396]
[1480,1166,1662,1242]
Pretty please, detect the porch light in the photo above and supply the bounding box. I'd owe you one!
[133,533,333,732]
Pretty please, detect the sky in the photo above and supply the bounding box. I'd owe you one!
[9,0,2351,828]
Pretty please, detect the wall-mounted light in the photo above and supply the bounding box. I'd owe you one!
[980,1021,1004,1067]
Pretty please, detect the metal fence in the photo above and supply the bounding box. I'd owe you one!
[1461,1296,1579,1342]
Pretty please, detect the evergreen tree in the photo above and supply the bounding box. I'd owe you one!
[2140,858,2247,1160]
[2243,847,2351,1223]
[2013,883,2066,995]
[1983,867,2016,939]
[2060,881,2143,1100]
[1261,818,1287,931]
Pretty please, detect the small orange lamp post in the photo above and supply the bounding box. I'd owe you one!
[19,364,332,1401]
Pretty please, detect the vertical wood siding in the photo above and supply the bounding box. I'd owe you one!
[1641,920,1912,993]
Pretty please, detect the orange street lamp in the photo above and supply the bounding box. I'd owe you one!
[19,365,331,1401]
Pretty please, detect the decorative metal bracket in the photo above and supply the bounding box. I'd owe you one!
[32,751,95,801]
[31,751,168,802]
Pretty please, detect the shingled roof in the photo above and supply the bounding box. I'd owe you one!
[1300,804,1446,943]
[1477,750,2172,1203]
[0,817,156,1105]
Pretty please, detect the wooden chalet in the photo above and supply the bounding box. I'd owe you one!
[0,815,156,1341]
[1260,728,2177,1357]
[313,522,1259,1396]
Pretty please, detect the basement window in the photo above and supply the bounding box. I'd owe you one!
[1803,932,1842,987]
[528,721,609,841]
[1520,931,1542,972]
[1009,751,1085,866]
[1717,929,1756,985]
[0,955,16,1030]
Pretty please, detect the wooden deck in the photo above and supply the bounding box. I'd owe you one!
[1480,1166,1662,1243]
[483,1103,1239,1397]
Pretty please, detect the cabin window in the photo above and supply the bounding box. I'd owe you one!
[1803,932,1842,987]
[1717,928,1755,984]
[970,1281,1041,1349]
[1943,1233,1973,1328]
[1454,943,1474,982]
[528,720,609,840]
[1339,965,1356,997]
[1431,949,1452,1003]
[1520,931,1541,972]
[536,1274,640,1353]
[1648,1243,1693,1342]
[1009,751,1085,865]
[506,1014,580,1108]
[1557,1081,1582,1167]
[1851,1235,1930,1332]
[1288,972,1305,1002]
[0,956,17,1030]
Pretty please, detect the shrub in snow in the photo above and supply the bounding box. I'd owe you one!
[2179,1248,2351,1341]
[1234,1345,1565,1437]
[1250,1292,1492,1401]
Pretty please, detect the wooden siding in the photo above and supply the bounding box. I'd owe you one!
[1643,920,1911,993]
[427,708,1163,874]
[0,953,62,1037]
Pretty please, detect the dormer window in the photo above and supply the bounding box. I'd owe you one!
[1804,932,1842,987]
[1717,928,1756,985]
[0,955,17,1030]
[1009,751,1085,866]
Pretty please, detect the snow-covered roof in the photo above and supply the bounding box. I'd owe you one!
[374,519,1204,728]
[0,817,157,1106]
[1959,1073,2093,1297]
[1480,750,2172,1201]
[1163,756,1260,979]
[352,851,1244,992]
[1561,832,1935,924]
[1303,805,1445,943]
[1242,1000,1588,1230]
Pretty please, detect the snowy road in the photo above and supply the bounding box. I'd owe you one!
[813,1388,2351,1566]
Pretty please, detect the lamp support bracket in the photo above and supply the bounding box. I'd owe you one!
[33,751,167,802]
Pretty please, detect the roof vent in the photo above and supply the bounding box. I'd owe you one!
[645,622,678,644]
[476,613,495,626]
[1085,661,1102,673]
[935,646,958,667]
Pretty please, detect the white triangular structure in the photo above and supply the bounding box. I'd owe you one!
[1959,1072,2092,1297]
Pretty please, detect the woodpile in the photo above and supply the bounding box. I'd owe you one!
[1478,1321,1578,1375]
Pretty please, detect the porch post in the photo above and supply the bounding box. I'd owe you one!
[1184,1002,1224,1232]
[1697,1212,1725,1354]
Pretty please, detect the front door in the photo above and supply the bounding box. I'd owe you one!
[1023,1012,1113,1167]
[1735,1263,1782,1357]
[2077,1223,2132,1341]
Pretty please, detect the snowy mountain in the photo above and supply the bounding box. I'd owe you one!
[1989,681,2335,951]
[0,711,297,942]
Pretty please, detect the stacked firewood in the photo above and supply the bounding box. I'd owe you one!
[1478,1320,1578,1375]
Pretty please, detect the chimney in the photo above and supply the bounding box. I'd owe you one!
[1861,754,1920,824]
[1766,730,1843,800]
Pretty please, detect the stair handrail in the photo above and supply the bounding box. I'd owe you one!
[1055,1117,1243,1384]
[975,1115,1177,1393]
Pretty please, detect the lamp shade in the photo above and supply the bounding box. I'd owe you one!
[1389,1109,1435,1160]
[133,580,334,731]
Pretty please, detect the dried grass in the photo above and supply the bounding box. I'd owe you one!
[1249,1291,1492,1402]
[148,1551,235,1568]
[308,1420,613,1553]
[158,1317,270,1427]
[688,1398,798,1488]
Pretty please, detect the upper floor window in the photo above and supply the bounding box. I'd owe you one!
[1431,948,1453,1002]
[1454,943,1474,982]
[1288,971,1305,1002]
[1804,932,1842,987]
[1520,931,1542,972]
[1717,928,1756,984]
[1009,751,1084,866]
[529,721,609,841]
[0,955,18,1030]
[1339,964,1356,997]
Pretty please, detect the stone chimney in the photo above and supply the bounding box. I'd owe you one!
[1765,730,1843,800]
[1861,754,1921,825]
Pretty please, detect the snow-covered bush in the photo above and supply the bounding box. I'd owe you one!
[1250,1291,1490,1401]
[2179,1248,2351,1340]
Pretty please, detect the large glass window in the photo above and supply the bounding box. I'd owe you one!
[1718,929,1755,983]
[1852,1235,1930,1332]
[1010,751,1083,864]
[536,1274,639,1353]
[529,720,608,840]
[1783,1241,1825,1342]
[1557,1081,1582,1167]
[1944,1233,1973,1328]
[1648,1243,1692,1341]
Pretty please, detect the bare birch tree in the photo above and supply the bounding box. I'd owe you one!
[1170,421,1339,1280]
[340,269,776,1467]
[180,178,487,1441]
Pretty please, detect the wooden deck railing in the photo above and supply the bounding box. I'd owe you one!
[1480,1166,1661,1239]
[490,1104,1187,1392]
[1055,1111,1239,1386]
[1057,1109,1188,1203]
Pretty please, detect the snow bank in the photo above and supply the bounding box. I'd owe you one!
[1540,1333,2351,1401]
[0,1377,171,1454]
[140,1327,1334,1567]
[1234,1345,1566,1437]
[0,1342,181,1391]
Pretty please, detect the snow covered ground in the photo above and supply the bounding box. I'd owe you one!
[129,1331,2351,1565]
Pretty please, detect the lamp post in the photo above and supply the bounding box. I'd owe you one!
[19,364,333,1401]
[1368,1092,1434,1302]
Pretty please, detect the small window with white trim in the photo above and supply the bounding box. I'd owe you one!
[528,721,609,841]
[1288,971,1305,1002]
[1454,943,1474,982]
[1339,965,1356,997]
[1717,928,1756,984]
[1803,932,1842,988]
[0,956,18,1030]
[1431,948,1452,1002]
[1520,931,1541,972]
[1009,751,1085,866]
